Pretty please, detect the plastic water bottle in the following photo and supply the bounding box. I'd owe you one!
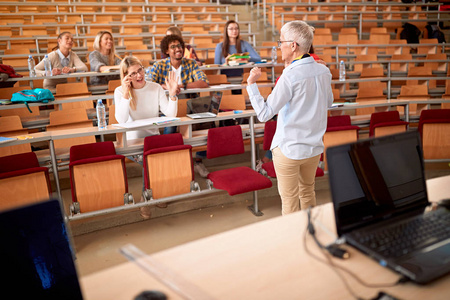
[27,55,36,77]
[96,99,107,130]
[271,46,277,63]
[339,60,345,81]
[43,54,52,77]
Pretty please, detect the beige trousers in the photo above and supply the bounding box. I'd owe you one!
[272,147,321,215]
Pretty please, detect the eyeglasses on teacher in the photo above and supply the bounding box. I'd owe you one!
[277,40,299,48]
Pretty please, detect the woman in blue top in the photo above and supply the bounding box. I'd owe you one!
[215,20,261,77]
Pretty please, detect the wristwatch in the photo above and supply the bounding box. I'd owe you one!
[73,67,77,72]
[169,95,177,100]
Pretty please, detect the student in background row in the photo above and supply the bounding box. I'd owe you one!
[215,20,261,77]
[161,26,202,66]
[35,31,88,89]
[89,30,121,85]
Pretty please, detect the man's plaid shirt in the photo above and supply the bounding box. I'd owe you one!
[150,57,208,85]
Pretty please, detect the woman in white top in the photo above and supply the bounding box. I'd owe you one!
[114,56,179,140]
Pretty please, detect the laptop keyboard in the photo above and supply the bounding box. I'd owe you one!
[351,209,450,259]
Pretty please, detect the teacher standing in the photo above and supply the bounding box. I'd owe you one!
[246,21,333,215]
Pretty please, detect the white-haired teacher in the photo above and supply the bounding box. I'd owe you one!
[246,21,333,215]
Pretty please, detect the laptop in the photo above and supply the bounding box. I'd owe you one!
[327,131,450,284]
[186,91,223,119]
[0,199,83,299]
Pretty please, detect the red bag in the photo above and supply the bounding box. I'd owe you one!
[0,64,23,78]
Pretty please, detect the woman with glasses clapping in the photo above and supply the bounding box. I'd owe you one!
[114,56,179,140]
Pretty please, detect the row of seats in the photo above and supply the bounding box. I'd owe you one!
[2,109,449,216]
[0,127,273,217]
[323,109,450,172]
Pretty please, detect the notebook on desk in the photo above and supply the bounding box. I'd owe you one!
[327,131,450,284]
[0,199,83,299]
[186,91,223,119]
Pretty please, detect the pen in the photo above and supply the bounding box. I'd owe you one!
[128,91,132,100]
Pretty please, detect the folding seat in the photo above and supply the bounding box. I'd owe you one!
[418,109,450,159]
[141,133,199,207]
[259,121,324,178]
[0,115,31,157]
[369,111,409,137]
[0,152,52,211]
[69,141,134,214]
[206,125,272,216]
[323,115,360,171]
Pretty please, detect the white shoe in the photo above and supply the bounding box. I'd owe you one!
[255,159,263,173]
[194,162,209,178]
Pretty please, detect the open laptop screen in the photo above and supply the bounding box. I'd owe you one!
[187,91,222,115]
[0,199,83,299]
[327,131,428,236]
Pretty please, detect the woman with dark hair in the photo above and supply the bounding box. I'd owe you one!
[214,20,261,77]
[35,32,88,88]
[89,30,121,85]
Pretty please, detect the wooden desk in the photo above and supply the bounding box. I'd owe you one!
[80,175,450,299]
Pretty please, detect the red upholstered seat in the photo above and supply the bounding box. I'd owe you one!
[418,109,450,159]
[206,126,272,215]
[418,109,450,137]
[0,152,52,210]
[369,111,408,137]
[69,141,131,213]
[326,115,360,132]
[142,133,196,201]
[323,115,360,171]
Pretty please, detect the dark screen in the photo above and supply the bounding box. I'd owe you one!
[327,131,428,236]
[0,199,83,299]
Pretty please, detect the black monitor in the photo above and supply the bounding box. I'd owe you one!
[0,199,83,299]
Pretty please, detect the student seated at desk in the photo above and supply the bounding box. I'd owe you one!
[115,56,179,217]
[35,32,88,89]
[214,20,261,78]
[150,34,211,178]
[89,30,121,85]
[114,56,178,140]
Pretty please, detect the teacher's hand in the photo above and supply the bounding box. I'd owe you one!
[247,67,261,85]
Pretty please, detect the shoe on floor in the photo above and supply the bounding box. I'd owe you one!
[255,159,263,173]
[155,202,168,209]
[194,162,210,178]
[140,206,151,220]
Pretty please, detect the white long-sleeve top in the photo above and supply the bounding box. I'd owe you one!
[114,81,178,140]
[246,56,333,160]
